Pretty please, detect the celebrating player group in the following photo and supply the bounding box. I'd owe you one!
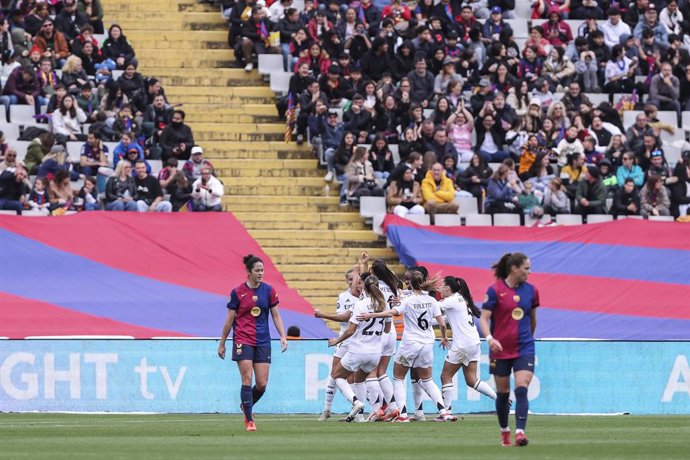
[314,251,539,447]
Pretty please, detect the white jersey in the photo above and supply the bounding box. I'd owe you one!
[347,298,386,354]
[336,289,359,336]
[439,293,480,349]
[396,292,441,344]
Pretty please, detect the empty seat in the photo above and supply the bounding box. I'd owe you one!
[404,214,430,225]
[258,54,285,76]
[682,111,690,129]
[617,215,644,220]
[434,214,461,226]
[584,93,609,106]
[389,144,400,164]
[464,214,492,226]
[359,196,386,218]
[661,129,686,144]
[514,1,533,18]
[66,142,83,162]
[111,70,124,81]
[7,140,30,160]
[586,214,613,224]
[269,71,292,95]
[556,214,583,225]
[455,196,479,217]
[493,213,521,226]
[149,159,163,176]
[0,123,20,141]
[655,111,678,127]
[563,19,584,35]
[505,19,531,38]
[664,145,682,167]
[9,105,37,125]
[648,215,675,222]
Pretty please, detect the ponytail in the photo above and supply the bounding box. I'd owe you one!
[444,276,481,318]
[243,254,263,271]
[409,271,439,292]
[364,275,386,312]
[491,252,528,280]
[370,259,399,297]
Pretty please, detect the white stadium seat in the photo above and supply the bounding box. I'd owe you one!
[493,213,521,226]
[464,214,492,226]
[434,214,461,226]
[359,196,386,218]
[556,214,583,225]
[269,71,292,95]
[587,214,613,224]
[404,214,430,225]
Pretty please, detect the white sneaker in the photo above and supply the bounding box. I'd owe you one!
[409,412,426,422]
[324,170,334,182]
[346,400,364,422]
[244,62,254,72]
[353,413,367,423]
[318,410,331,421]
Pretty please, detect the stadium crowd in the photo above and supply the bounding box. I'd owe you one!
[0,0,225,215]
[225,0,690,220]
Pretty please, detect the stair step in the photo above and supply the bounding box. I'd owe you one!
[136,49,236,61]
[264,247,396,258]
[109,11,221,21]
[232,211,361,223]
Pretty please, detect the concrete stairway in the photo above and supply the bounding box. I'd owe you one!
[102,0,402,330]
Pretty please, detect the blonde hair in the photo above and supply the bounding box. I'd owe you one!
[62,55,83,73]
[114,159,131,177]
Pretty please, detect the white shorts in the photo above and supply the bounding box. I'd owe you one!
[394,341,434,368]
[381,330,397,357]
[341,352,380,374]
[333,341,350,359]
[445,343,481,366]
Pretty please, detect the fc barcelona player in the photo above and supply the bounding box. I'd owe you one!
[479,252,539,447]
[218,254,288,432]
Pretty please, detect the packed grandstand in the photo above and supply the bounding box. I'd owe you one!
[0,0,688,224]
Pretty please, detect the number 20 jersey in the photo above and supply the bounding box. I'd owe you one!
[347,298,386,354]
[396,293,441,345]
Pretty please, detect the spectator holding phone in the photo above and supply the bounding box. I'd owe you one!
[192,167,224,212]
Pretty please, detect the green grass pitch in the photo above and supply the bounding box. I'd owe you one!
[1,414,688,459]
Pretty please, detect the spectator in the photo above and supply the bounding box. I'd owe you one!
[320,111,345,181]
[52,94,87,142]
[36,145,75,180]
[387,166,424,217]
[598,159,618,193]
[634,133,661,171]
[36,57,60,98]
[407,56,435,107]
[104,160,138,211]
[61,55,90,95]
[76,176,101,211]
[475,113,509,163]
[33,19,70,66]
[446,101,474,163]
[306,10,334,45]
[158,158,178,193]
[118,63,145,99]
[648,62,681,125]
[427,127,458,167]
[48,169,74,213]
[133,160,171,212]
[47,84,68,115]
[632,4,669,48]
[542,46,575,91]
[575,164,607,215]
[599,8,631,48]
[79,131,109,176]
[296,79,327,145]
[605,133,626,169]
[191,166,224,212]
[485,163,521,215]
[239,6,280,72]
[27,176,51,216]
[101,24,136,69]
[113,132,142,167]
[54,0,90,43]
[389,150,424,186]
[1,65,41,119]
[0,164,27,215]
[421,162,459,218]
[360,37,391,82]
[77,0,106,34]
[76,83,99,122]
[142,94,172,140]
[646,149,671,182]
[319,64,352,109]
[612,177,641,217]
[24,132,55,174]
[131,78,167,120]
[669,152,690,217]
[25,3,51,37]
[640,174,671,217]
[167,169,192,212]
[456,152,493,207]
[345,147,384,203]
[343,93,373,143]
[543,176,570,214]
[625,112,654,153]
[158,109,194,162]
[368,135,395,181]
[183,146,214,183]
[616,152,645,187]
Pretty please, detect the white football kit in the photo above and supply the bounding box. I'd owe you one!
[378,281,398,357]
[340,298,386,373]
[439,293,481,366]
[393,292,441,368]
[333,289,360,359]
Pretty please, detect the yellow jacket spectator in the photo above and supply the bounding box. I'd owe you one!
[421,162,459,219]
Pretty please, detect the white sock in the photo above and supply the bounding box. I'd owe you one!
[442,383,454,411]
[393,378,407,416]
[378,374,396,410]
[324,377,336,411]
[516,428,524,434]
[419,378,445,413]
[473,380,497,400]
[412,379,425,415]
[335,378,355,403]
[352,382,367,411]
[365,378,382,412]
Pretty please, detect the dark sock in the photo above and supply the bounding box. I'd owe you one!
[252,385,265,404]
[514,386,529,431]
[496,392,510,429]
[241,385,253,422]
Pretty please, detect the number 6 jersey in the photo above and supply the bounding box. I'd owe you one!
[396,293,441,344]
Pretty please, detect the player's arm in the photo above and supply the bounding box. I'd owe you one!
[270,306,289,352]
[434,313,449,349]
[217,309,237,359]
[480,309,503,353]
[530,308,537,335]
[328,322,357,347]
[314,309,352,322]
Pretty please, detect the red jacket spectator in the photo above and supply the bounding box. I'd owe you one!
[541,9,572,49]
[307,16,334,44]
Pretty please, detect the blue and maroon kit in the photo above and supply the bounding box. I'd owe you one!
[227,282,279,362]
[483,280,539,374]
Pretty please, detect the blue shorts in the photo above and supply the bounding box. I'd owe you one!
[489,355,535,377]
[232,343,271,363]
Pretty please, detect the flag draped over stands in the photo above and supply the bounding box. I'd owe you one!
[383,215,690,340]
[0,213,334,339]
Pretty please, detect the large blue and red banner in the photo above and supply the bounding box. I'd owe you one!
[0,213,333,339]
[383,215,690,340]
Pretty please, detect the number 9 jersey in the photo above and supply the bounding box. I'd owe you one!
[439,293,480,349]
[396,293,441,344]
[346,298,386,355]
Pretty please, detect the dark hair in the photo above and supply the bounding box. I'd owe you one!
[408,271,436,292]
[59,95,77,118]
[287,325,301,337]
[54,169,70,185]
[363,275,386,312]
[443,276,480,317]
[492,252,529,280]
[243,254,263,271]
[370,259,399,297]
[84,176,97,186]
[173,109,185,120]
